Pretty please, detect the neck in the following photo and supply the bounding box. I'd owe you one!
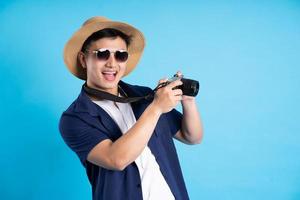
[87,82,118,95]
[85,82,120,101]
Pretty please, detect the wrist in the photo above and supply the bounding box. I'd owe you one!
[149,102,163,116]
[181,97,196,106]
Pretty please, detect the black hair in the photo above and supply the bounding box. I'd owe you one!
[81,28,132,53]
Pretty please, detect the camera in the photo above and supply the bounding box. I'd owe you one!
[163,74,200,97]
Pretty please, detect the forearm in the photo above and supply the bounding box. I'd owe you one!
[181,99,203,144]
[110,102,161,169]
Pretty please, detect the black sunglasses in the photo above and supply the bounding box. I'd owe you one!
[90,48,129,62]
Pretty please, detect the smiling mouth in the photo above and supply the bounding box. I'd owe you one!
[102,71,117,81]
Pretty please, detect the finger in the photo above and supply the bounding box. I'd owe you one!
[158,77,168,84]
[174,95,183,101]
[173,89,183,96]
[167,79,183,89]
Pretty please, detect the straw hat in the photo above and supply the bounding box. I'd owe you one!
[63,16,145,80]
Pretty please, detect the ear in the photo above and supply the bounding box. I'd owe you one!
[78,51,87,69]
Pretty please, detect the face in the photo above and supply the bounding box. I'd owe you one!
[79,36,128,96]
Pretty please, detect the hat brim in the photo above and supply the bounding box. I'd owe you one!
[63,19,145,80]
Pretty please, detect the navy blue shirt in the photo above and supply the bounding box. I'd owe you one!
[59,81,189,200]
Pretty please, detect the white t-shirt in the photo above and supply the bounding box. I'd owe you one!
[92,97,175,200]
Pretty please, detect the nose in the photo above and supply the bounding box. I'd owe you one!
[105,53,117,68]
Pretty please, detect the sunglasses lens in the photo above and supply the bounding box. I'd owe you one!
[115,51,129,62]
[96,50,110,61]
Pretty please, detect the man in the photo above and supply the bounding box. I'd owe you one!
[59,16,203,200]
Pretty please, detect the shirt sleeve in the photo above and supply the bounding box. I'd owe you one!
[59,113,110,167]
[165,108,183,136]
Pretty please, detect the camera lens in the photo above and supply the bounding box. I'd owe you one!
[181,78,199,97]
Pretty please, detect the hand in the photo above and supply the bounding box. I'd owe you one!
[175,71,195,102]
[151,77,183,114]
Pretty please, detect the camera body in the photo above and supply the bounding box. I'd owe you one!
[165,75,200,97]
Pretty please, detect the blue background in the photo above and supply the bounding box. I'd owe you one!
[1,0,299,199]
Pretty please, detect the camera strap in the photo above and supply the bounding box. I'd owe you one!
[83,82,166,103]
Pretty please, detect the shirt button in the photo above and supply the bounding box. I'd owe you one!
[137,183,141,188]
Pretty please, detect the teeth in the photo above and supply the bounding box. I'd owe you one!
[102,71,116,75]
